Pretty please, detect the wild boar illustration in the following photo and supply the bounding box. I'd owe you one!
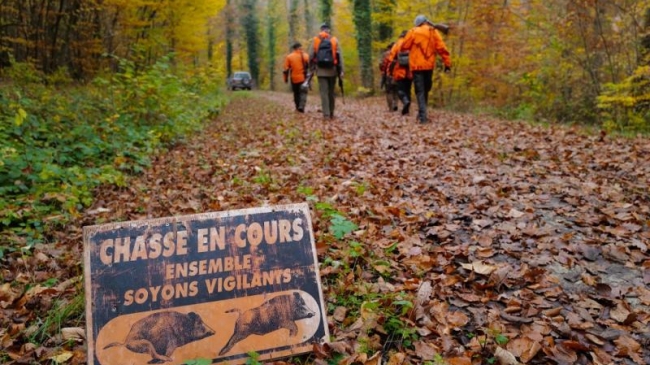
[103,311,215,364]
[219,291,316,356]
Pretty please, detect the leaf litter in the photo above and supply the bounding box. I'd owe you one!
[1,92,649,364]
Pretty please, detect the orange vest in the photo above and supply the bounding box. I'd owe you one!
[312,32,338,65]
[388,38,412,81]
[284,50,309,83]
[400,24,451,71]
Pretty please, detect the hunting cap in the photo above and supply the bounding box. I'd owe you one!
[320,23,330,30]
[414,14,429,26]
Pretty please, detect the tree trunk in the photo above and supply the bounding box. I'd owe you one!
[267,0,278,90]
[320,0,332,28]
[225,0,234,77]
[352,0,373,90]
[242,0,260,85]
[304,0,313,37]
[49,0,65,73]
[288,0,299,45]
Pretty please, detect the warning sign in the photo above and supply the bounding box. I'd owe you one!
[83,203,329,365]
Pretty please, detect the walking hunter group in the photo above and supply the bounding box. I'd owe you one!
[283,14,451,123]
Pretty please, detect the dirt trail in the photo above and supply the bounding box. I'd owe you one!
[86,91,650,363]
[3,91,649,364]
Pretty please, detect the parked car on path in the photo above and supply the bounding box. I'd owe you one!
[227,71,253,91]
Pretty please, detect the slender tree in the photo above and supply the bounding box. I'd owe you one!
[352,0,373,89]
[267,0,279,90]
[320,0,332,27]
[643,7,650,58]
[241,0,260,84]
[225,0,234,77]
[288,0,299,44]
[304,0,314,36]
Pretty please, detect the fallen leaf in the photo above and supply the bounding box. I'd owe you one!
[413,341,440,361]
[61,327,86,341]
[416,281,433,305]
[364,351,382,365]
[500,312,533,324]
[446,311,470,327]
[333,306,348,322]
[508,209,526,218]
[49,351,74,363]
[520,340,542,363]
[548,343,578,363]
[461,261,498,275]
[447,357,472,365]
[494,346,521,365]
[386,352,405,365]
[609,303,631,323]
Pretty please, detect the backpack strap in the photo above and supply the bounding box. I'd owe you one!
[301,51,309,76]
[330,37,338,65]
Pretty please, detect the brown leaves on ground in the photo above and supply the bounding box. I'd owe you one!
[1,92,650,364]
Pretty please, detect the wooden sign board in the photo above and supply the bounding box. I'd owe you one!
[83,203,329,365]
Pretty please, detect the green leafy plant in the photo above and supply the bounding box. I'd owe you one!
[0,57,227,248]
[314,201,341,218]
[327,353,345,365]
[424,354,448,365]
[312,201,358,240]
[383,242,398,255]
[383,297,418,348]
[494,332,509,346]
[352,181,368,195]
[297,185,317,201]
[252,169,272,185]
[348,241,364,258]
[329,214,358,240]
[469,327,510,364]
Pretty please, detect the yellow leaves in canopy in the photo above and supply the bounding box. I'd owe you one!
[103,0,226,59]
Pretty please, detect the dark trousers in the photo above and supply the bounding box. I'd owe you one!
[396,78,412,108]
[413,70,433,122]
[317,76,337,118]
[291,82,307,111]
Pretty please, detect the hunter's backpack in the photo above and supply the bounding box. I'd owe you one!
[315,36,335,68]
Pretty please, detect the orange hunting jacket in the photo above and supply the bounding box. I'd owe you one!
[387,38,412,81]
[284,50,309,84]
[400,24,451,71]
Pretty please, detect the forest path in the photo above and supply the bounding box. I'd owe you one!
[84,90,650,363]
[5,91,649,364]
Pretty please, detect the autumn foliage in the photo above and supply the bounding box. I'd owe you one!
[0,1,650,364]
[1,0,648,129]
